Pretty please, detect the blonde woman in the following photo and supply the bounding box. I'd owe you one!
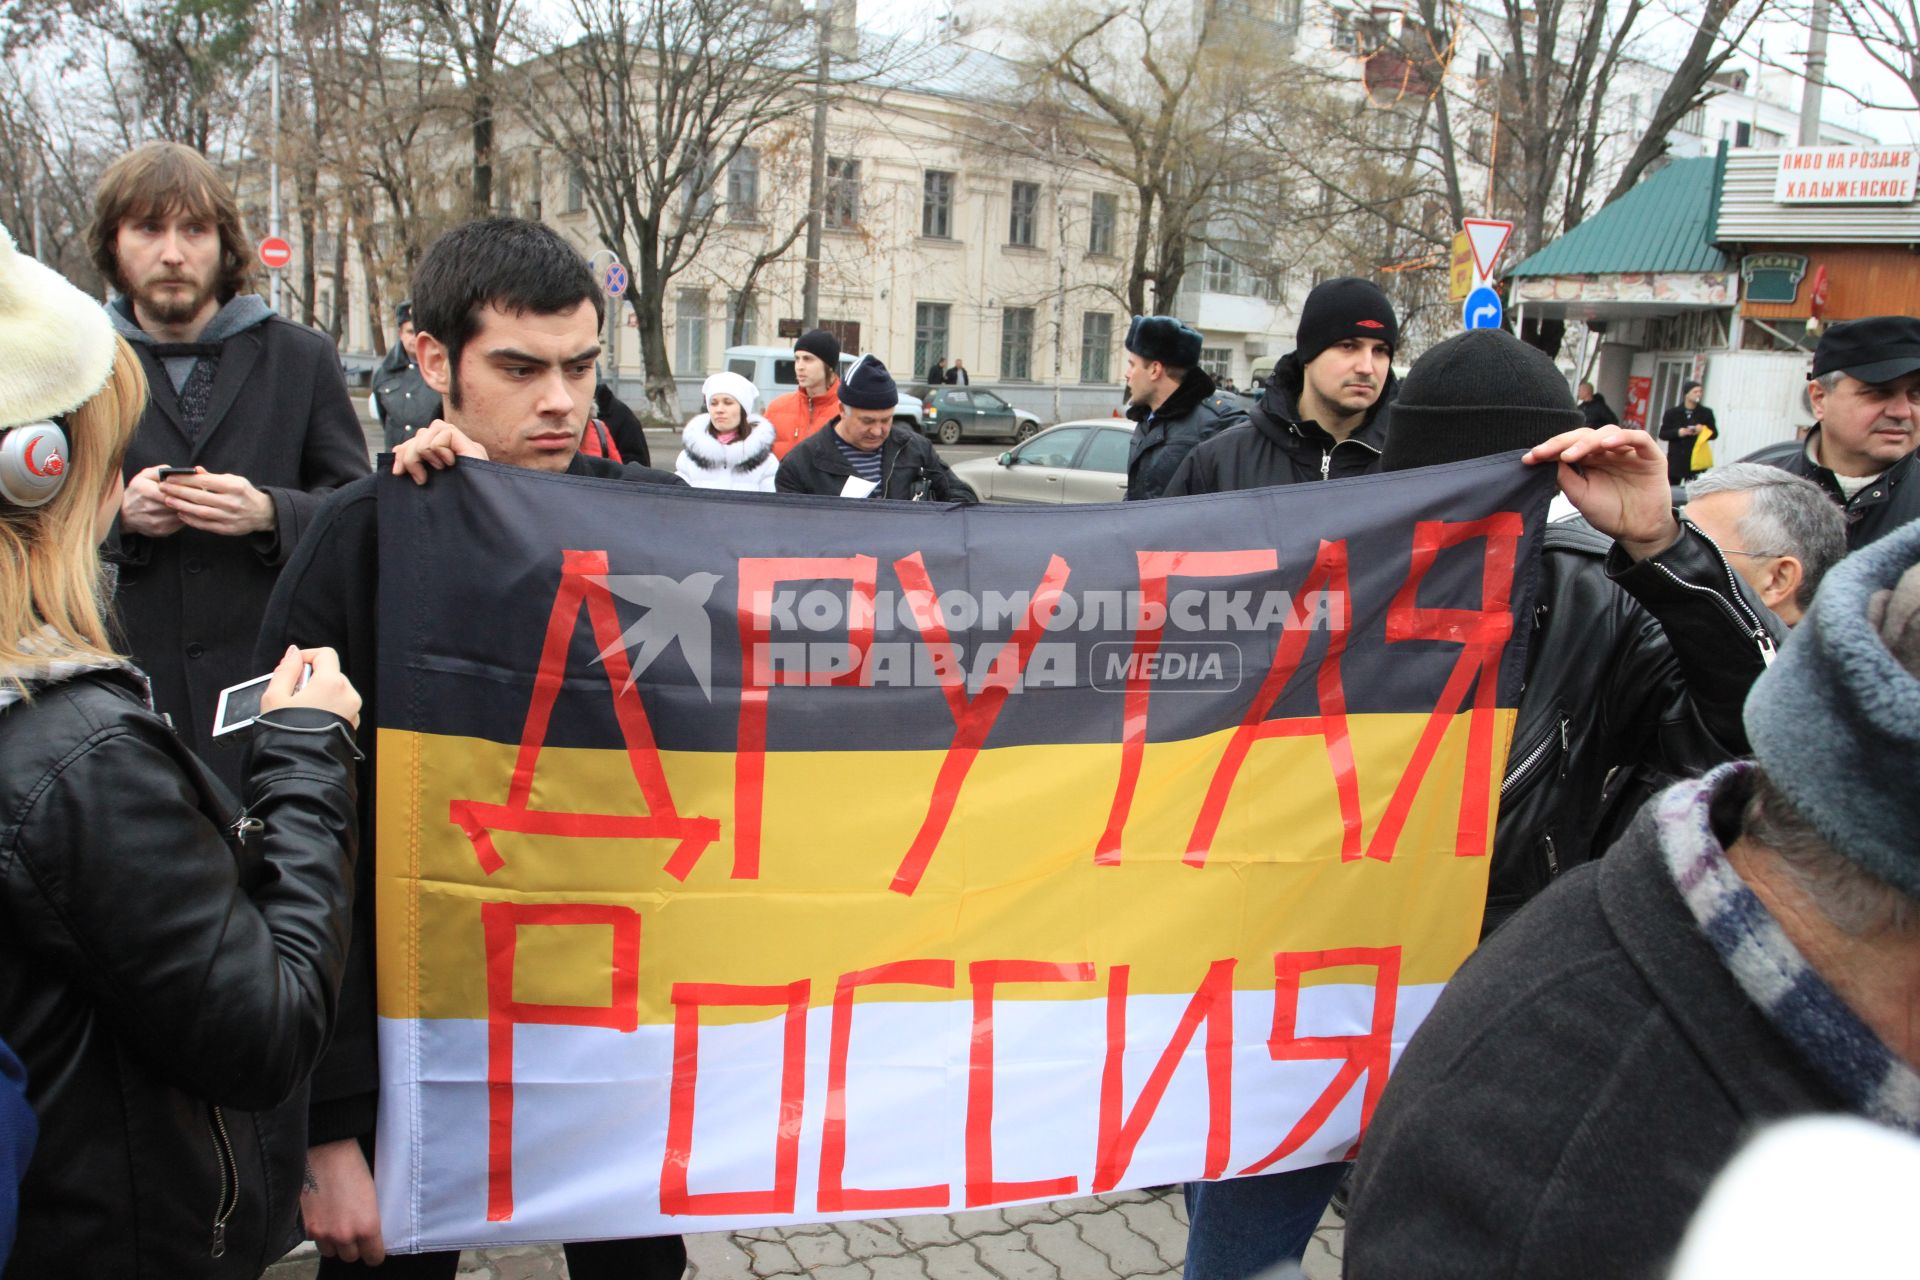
[0,225,363,1279]
[675,370,778,491]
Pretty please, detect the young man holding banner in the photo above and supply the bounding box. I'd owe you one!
[257,218,687,1278]
[1181,329,1783,1280]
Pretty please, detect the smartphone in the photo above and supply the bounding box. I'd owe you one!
[212,665,313,737]
[155,466,199,480]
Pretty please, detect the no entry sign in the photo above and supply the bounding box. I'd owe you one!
[258,236,293,270]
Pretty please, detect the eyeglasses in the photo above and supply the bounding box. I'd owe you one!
[1719,547,1786,560]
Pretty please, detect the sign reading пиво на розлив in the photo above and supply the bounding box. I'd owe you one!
[1773,147,1918,205]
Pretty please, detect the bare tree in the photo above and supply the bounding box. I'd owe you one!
[416,0,520,216]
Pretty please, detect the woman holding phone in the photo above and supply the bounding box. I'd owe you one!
[0,224,364,1279]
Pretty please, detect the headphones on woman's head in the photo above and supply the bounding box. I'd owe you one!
[0,418,69,508]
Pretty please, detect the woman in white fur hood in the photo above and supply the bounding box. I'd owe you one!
[676,371,777,491]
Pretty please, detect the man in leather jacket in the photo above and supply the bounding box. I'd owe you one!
[1745,315,1920,550]
[1118,315,1247,499]
[1181,329,1784,1280]
[1166,277,1398,496]
[776,355,975,502]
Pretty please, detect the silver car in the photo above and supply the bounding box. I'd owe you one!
[949,419,1134,504]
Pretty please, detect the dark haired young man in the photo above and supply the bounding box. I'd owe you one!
[258,217,688,1279]
[91,139,369,790]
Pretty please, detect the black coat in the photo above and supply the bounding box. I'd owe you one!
[1746,427,1920,550]
[0,670,358,1279]
[1123,367,1249,500]
[1579,394,1615,427]
[775,422,977,502]
[1658,403,1716,483]
[594,382,652,467]
[1347,770,1845,1280]
[254,454,685,1147]
[109,314,371,792]
[1483,519,1780,929]
[372,344,441,451]
[1164,351,1395,495]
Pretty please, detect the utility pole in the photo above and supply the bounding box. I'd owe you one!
[801,0,833,329]
[269,0,284,312]
[1798,0,1830,147]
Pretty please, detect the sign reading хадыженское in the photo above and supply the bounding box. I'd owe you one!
[1774,147,1918,205]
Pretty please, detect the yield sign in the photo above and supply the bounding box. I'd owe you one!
[1461,218,1514,281]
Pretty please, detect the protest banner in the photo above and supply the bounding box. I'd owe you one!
[373,455,1553,1250]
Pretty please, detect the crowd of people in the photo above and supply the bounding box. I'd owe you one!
[0,136,1915,1280]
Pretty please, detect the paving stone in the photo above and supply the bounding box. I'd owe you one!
[999,1202,1063,1228]
[742,1237,804,1276]
[687,1232,755,1277]
[972,1228,1064,1280]
[1075,1208,1171,1277]
[807,1262,876,1280]
[1023,1220,1118,1279]
[1046,1195,1112,1219]
[788,1230,856,1269]
[949,1207,1012,1239]
[920,1240,988,1280]
[490,1253,561,1280]
[837,1219,913,1258]
[866,1254,934,1280]
[891,1214,963,1249]
[1100,1187,1157,1205]
[1113,1199,1187,1270]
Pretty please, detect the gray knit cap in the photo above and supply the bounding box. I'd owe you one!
[1745,518,1920,897]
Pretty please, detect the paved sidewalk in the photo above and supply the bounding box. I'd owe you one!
[266,1189,1345,1279]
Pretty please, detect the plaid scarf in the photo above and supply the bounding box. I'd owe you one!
[1659,763,1920,1135]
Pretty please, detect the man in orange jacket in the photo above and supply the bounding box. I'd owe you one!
[766,327,843,458]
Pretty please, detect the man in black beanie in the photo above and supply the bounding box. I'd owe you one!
[1180,329,1785,1280]
[1167,276,1398,496]
[1119,314,1247,500]
[776,354,975,502]
[767,326,844,459]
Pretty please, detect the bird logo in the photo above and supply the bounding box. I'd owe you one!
[590,572,723,700]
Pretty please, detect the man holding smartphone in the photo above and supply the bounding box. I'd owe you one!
[91,141,369,791]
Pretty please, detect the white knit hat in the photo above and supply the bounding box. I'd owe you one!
[0,223,115,431]
[702,371,759,415]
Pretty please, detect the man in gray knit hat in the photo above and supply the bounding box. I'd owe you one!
[1347,519,1920,1280]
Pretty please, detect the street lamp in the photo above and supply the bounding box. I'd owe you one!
[801,0,833,330]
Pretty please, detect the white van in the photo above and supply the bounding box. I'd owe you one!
[722,344,925,433]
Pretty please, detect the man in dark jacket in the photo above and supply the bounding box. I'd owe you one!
[1120,315,1246,499]
[776,355,975,502]
[1166,277,1397,496]
[1578,379,1616,427]
[1181,330,1782,1280]
[0,1036,28,1271]
[1658,378,1716,485]
[262,218,688,1279]
[371,299,442,450]
[90,141,370,792]
[1746,314,1920,549]
[1347,520,1920,1280]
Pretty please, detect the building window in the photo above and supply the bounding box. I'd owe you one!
[1330,12,1356,50]
[825,157,860,229]
[1467,126,1489,155]
[1001,307,1035,381]
[1088,192,1116,256]
[727,149,759,222]
[675,289,708,372]
[1080,311,1113,383]
[922,170,955,238]
[915,302,951,380]
[1199,347,1233,381]
[1678,105,1707,136]
[1009,181,1040,247]
[725,290,757,346]
[1474,50,1492,80]
[566,163,587,214]
[1203,245,1236,294]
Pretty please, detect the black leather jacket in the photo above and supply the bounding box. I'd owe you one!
[775,422,977,502]
[1484,520,1781,931]
[1745,428,1920,550]
[1164,352,1396,495]
[0,669,359,1278]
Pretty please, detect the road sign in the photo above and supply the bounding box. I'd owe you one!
[258,236,293,270]
[1461,218,1513,282]
[604,262,628,297]
[1449,230,1475,302]
[1463,284,1503,330]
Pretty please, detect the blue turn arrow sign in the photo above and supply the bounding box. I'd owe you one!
[1463,285,1503,331]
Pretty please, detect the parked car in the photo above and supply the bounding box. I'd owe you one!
[920,387,1043,445]
[948,420,1133,503]
[722,344,923,432]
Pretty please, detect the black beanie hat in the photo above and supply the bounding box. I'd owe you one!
[838,353,899,410]
[1125,315,1204,369]
[1381,329,1584,472]
[1297,277,1399,365]
[795,327,841,371]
